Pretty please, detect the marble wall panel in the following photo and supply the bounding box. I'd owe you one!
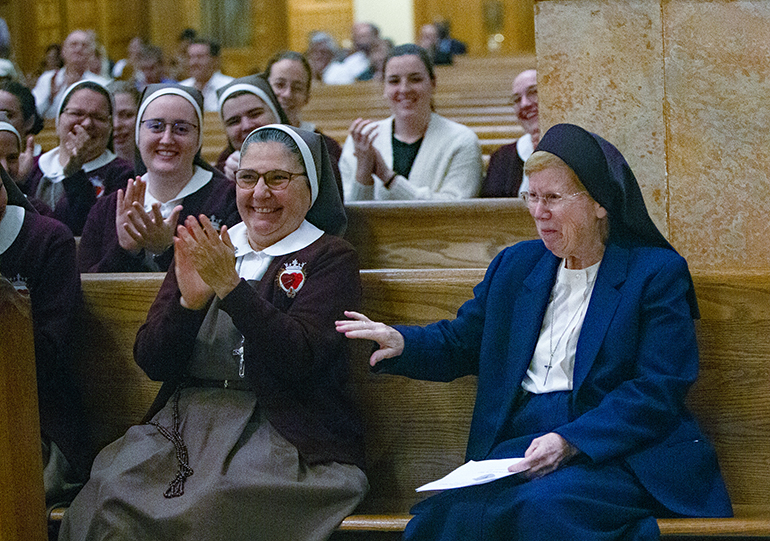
[536,0,667,235]
[664,0,770,270]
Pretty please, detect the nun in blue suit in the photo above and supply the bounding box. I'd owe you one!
[337,123,731,540]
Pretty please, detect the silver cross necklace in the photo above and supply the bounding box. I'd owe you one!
[544,273,596,386]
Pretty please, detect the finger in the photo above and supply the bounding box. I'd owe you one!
[150,203,165,225]
[127,205,152,233]
[166,205,183,228]
[183,214,206,240]
[135,177,146,204]
[220,225,234,250]
[116,188,125,211]
[176,223,195,245]
[197,214,218,238]
[370,347,397,366]
[508,458,532,473]
[122,221,144,243]
[24,135,34,154]
[343,310,372,323]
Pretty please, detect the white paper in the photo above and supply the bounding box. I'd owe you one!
[416,458,527,492]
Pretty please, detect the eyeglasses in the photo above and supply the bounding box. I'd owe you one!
[62,108,111,125]
[140,119,198,137]
[234,169,305,190]
[521,191,586,210]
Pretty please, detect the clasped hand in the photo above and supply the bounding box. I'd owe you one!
[116,177,183,256]
[175,215,240,310]
[348,118,393,186]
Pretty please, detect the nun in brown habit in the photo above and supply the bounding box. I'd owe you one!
[59,125,366,541]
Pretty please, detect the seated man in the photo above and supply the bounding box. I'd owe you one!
[181,38,234,111]
[32,30,110,118]
[481,69,539,197]
[323,22,379,85]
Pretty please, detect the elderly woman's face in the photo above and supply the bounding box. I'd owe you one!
[222,94,278,150]
[138,95,199,177]
[236,141,311,250]
[57,88,112,161]
[527,166,607,269]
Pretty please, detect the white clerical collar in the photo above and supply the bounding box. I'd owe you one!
[517,133,535,196]
[0,205,25,254]
[556,258,601,286]
[230,220,323,280]
[38,147,117,183]
[142,165,213,216]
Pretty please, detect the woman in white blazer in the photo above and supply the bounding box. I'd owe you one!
[339,44,482,201]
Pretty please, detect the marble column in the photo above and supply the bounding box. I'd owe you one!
[535,0,770,271]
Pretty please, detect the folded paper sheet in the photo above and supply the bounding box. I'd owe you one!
[416,458,526,492]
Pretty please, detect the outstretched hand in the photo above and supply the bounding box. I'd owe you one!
[508,432,580,480]
[335,310,405,366]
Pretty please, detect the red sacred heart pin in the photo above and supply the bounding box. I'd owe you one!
[280,272,303,290]
[278,259,307,298]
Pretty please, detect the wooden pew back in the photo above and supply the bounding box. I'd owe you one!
[345,199,538,269]
[74,270,770,516]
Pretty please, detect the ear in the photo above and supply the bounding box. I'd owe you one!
[595,203,607,219]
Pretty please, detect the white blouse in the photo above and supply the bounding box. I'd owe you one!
[521,259,601,394]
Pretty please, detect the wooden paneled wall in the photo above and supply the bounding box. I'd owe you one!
[8,0,534,79]
[413,0,535,56]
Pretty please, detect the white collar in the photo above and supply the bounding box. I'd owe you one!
[0,205,25,254]
[230,220,323,280]
[517,133,535,195]
[38,147,117,182]
[231,219,323,258]
[516,132,534,161]
[142,165,213,212]
[556,258,601,286]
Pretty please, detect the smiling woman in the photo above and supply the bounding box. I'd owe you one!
[214,74,288,179]
[339,43,483,201]
[23,81,134,235]
[59,125,366,541]
[77,83,240,273]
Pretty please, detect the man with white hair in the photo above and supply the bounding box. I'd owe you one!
[32,30,110,118]
[481,69,539,197]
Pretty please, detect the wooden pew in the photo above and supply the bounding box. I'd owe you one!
[0,279,47,541]
[345,199,538,269]
[46,270,770,539]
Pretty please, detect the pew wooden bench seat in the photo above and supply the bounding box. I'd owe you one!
[45,269,770,539]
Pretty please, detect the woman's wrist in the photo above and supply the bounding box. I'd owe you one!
[383,170,397,189]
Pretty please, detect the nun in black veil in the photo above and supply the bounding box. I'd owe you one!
[60,125,367,541]
[336,123,731,540]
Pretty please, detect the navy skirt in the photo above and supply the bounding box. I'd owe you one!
[404,391,662,541]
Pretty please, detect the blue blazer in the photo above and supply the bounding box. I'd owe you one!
[384,240,732,518]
